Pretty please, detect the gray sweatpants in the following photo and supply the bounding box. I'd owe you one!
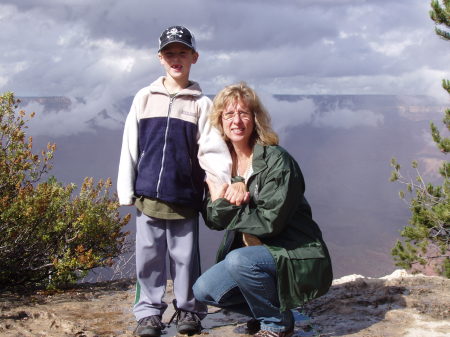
[133,210,207,321]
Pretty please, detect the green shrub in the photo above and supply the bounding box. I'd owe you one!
[0,92,130,289]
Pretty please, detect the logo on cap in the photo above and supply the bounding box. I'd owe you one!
[158,25,196,52]
[166,27,183,38]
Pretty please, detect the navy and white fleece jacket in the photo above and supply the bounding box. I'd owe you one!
[117,77,231,209]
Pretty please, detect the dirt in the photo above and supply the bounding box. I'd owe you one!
[0,270,449,337]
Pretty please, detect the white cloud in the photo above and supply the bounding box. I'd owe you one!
[313,108,384,129]
[256,91,384,143]
[259,93,315,132]
[0,0,448,136]
[369,34,418,57]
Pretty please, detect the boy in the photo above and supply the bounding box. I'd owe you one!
[117,25,231,337]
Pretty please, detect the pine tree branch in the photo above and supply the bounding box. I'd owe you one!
[430,0,450,40]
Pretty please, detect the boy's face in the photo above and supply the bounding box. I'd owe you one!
[158,42,199,81]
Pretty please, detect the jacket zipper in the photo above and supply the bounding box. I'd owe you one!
[137,150,145,172]
[156,96,175,197]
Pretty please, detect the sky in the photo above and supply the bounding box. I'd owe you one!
[0,0,449,136]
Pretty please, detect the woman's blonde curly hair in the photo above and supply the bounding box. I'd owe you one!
[210,82,279,147]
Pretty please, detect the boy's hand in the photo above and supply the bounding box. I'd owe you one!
[224,182,250,206]
[206,179,228,202]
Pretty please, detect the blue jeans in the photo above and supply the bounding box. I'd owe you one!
[193,245,293,333]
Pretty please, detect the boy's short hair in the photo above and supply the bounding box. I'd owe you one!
[158,26,196,52]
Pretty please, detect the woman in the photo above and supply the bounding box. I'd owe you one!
[193,83,332,337]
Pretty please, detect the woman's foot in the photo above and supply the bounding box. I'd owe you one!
[246,318,260,334]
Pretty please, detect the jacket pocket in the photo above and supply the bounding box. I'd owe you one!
[276,242,333,310]
[286,242,326,260]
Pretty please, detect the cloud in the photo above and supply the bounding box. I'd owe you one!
[23,93,125,137]
[0,0,448,136]
[257,91,384,143]
[313,107,384,129]
[258,92,315,132]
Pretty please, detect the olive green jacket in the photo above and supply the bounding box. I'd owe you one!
[204,144,333,311]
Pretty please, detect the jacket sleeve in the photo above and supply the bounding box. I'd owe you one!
[197,96,232,185]
[117,96,139,205]
[206,152,304,238]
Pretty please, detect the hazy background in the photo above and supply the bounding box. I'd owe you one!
[23,93,446,278]
[1,0,449,278]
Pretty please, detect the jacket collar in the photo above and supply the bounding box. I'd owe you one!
[251,143,268,176]
[149,76,202,97]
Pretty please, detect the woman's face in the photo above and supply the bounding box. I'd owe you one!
[221,99,254,147]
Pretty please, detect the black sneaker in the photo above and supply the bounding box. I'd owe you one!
[168,300,202,335]
[134,315,165,337]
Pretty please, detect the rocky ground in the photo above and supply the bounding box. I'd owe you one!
[0,270,449,337]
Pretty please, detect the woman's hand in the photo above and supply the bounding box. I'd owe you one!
[224,182,250,206]
[206,179,228,202]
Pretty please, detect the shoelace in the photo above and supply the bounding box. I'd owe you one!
[168,308,200,325]
[168,309,180,326]
[139,316,166,329]
[168,299,180,326]
[167,299,200,326]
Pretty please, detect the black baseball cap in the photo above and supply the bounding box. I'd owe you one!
[158,26,197,52]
